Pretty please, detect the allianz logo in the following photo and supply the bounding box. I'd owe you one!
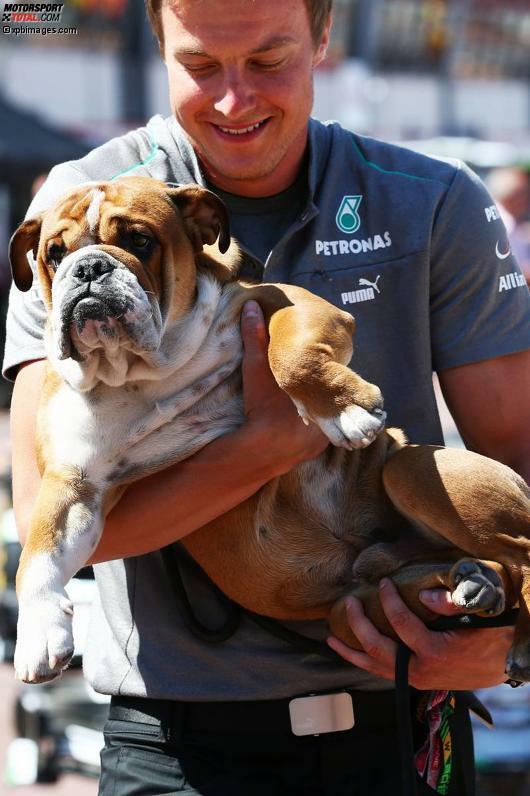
[315,230,392,257]
[499,271,526,292]
[341,276,381,306]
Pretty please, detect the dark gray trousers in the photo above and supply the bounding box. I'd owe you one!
[99,692,475,796]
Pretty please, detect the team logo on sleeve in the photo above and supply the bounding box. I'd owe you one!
[484,205,501,223]
[498,272,526,292]
[495,241,511,260]
[336,196,362,234]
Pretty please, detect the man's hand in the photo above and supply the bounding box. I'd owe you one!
[327,578,514,689]
[240,300,328,473]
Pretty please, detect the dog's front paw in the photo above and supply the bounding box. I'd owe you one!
[15,594,74,683]
[302,403,386,450]
[449,559,505,615]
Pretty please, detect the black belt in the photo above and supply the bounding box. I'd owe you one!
[109,688,403,735]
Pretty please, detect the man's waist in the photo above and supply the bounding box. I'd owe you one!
[108,688,400,736]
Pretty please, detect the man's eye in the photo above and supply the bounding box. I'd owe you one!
[182,62,218,76]
[47,243,66,269]
[251,58,284,71]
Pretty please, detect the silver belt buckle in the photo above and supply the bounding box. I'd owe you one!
[289,691,355,736]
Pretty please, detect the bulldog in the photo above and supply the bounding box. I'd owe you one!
[9,176,530,685]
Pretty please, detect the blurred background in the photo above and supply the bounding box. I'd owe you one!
[0,0,529,793]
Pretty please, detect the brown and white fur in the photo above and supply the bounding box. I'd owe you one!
[9,176,530,685]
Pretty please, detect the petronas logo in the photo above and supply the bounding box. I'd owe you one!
[336,195,362,234]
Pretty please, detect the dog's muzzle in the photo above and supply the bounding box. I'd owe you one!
[70,252,117,285]
[55,251,143,360]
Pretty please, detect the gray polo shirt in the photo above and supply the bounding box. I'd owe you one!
[4,116,529,699]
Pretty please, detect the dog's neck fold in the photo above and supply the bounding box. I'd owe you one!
[47,274,225,392]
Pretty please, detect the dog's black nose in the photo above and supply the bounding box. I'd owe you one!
[72,256,115,283]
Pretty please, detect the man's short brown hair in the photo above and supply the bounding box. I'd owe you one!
[145,0,332,52]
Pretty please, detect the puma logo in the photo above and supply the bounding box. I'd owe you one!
[358,276,381,294]
[341,276,382,307]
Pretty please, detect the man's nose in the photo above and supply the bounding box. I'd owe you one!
[213,71,255,117]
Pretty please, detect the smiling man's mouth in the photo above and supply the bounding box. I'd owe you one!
[212,118,271,137]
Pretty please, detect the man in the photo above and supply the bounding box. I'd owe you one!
[4,1,530,794]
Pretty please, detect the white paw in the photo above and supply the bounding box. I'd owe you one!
[15,594,74,684]
[315,404,386,449]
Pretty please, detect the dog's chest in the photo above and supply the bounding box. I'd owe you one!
[42,309,245,484]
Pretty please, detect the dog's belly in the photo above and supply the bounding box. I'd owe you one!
[182,440,403,620]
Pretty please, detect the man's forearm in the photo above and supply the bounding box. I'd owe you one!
[439,351,530,483]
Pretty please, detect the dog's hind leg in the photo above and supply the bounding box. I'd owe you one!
[328,556,514,650]
[14,466,103,684]
[381,444,530,570]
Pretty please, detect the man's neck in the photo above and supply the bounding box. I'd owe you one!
[197,130,310,198]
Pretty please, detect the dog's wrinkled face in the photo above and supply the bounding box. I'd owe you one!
[9,177,230,363]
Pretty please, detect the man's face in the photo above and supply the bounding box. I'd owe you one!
[161,0,329,197]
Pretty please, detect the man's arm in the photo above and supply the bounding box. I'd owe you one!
[328,351,529,689]
[439,349,530,480]
[11,301,328,563]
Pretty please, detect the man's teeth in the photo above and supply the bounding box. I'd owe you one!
[218,122,263,135]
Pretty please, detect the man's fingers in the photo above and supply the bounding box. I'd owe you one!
[327,635,393,682]
[241,300,268,359]
[342,596,396,662]
[240,300,279,411]
[379,578,433,653]
[419,587,467,616]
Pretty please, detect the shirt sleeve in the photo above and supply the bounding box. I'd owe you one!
[2,162,91,380]
[430,160,530,372]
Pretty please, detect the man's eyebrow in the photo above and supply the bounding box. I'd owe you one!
[173,36,297,58]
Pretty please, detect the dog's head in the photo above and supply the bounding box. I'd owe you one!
[9,177,231,366]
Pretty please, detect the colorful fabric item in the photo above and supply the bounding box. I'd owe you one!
[415,690,455,794]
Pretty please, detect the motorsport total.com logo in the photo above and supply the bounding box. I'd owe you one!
[2,3,63,22]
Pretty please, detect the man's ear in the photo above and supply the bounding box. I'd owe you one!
[9,216,42,292]
[169,185,231,254]
[313,14,332,67]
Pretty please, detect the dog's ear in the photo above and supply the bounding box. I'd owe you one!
[9,216,42,292]
[169,185,230,254]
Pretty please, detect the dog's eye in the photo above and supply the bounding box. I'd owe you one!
[129,231,153,249]
[47,243,66,269]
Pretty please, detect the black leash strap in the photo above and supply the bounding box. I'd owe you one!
[429,608,520,633]
[160,544,241,643]
[161,542,343,659]
[396,608,521,796]
[396,643,417,796]
[244,610,342,662]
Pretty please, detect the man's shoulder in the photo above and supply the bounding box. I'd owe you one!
[73,117,163,181]
[29,115,200,216]
[311,118,461,189]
